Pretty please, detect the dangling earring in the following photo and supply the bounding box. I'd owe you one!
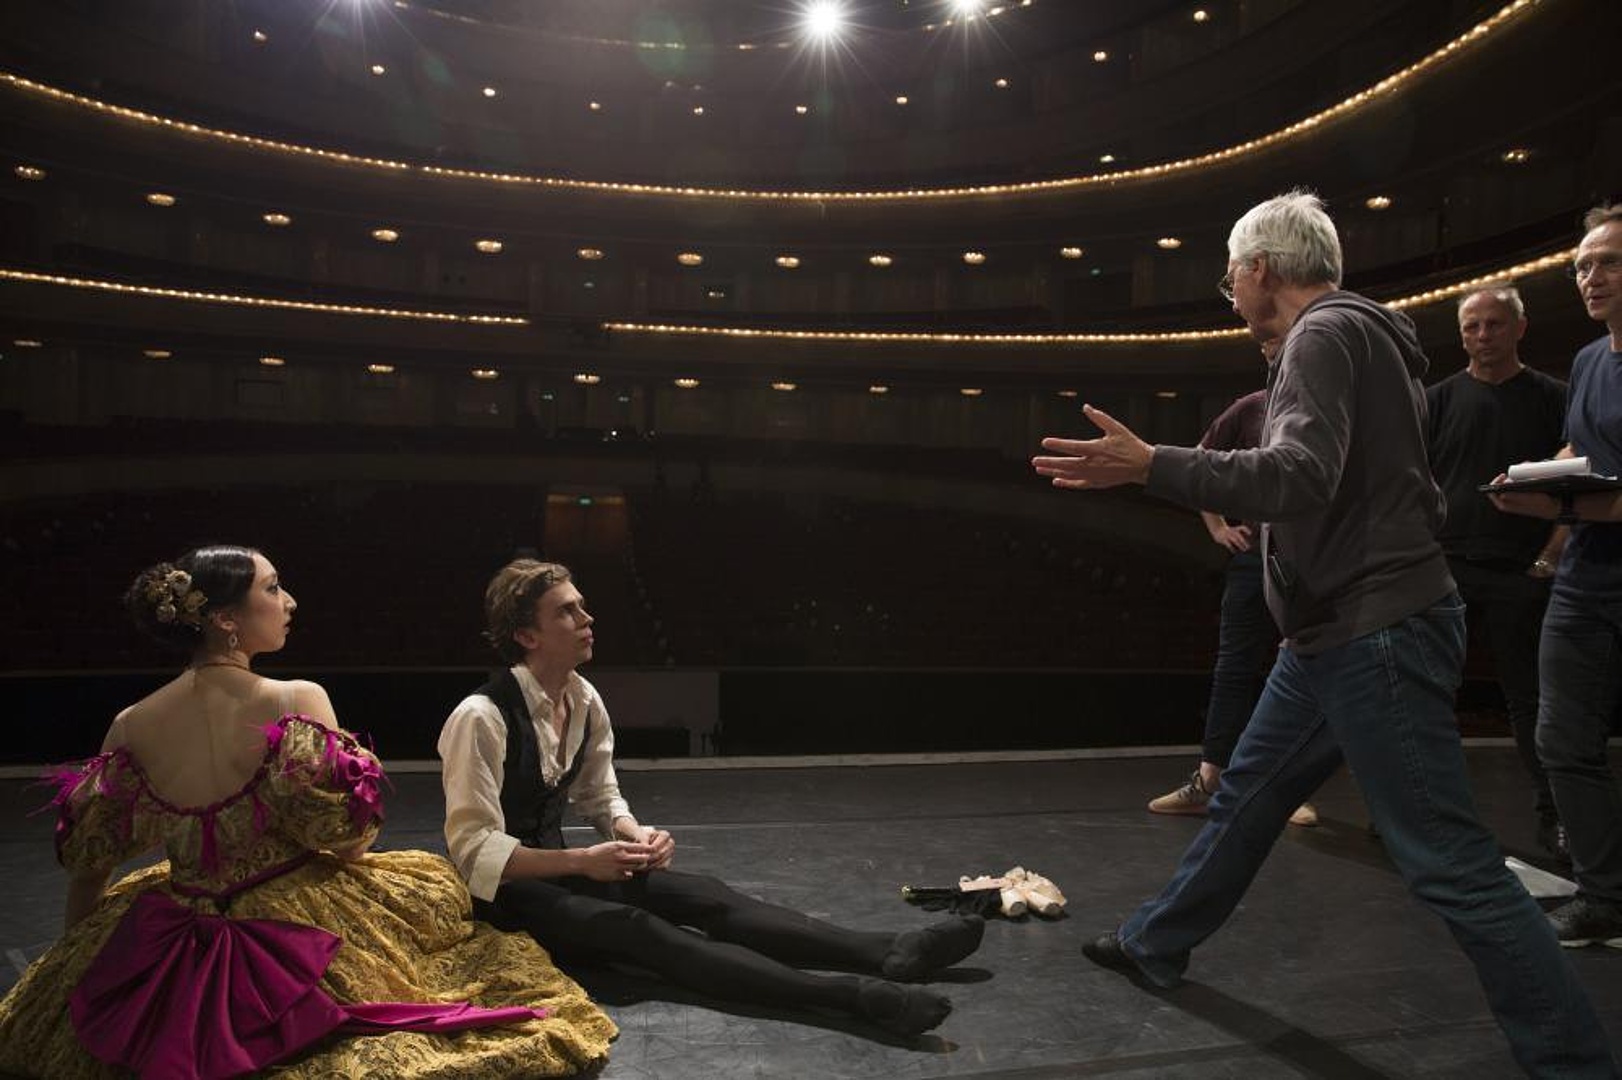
[228,632,239,651]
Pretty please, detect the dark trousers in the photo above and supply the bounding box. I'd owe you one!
[1538,587,1622,902]
[1450,558,1556,820]
[474,868,893,1011]
[1202,551,1278,768]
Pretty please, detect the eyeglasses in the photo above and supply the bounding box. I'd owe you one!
[1569,253,1622,280]
[1218,260,1253,302]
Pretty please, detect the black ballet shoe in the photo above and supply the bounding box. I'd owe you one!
[881,914,986,981]
[856,979,953,1035]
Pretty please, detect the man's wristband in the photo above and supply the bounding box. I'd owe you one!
[1555,493,1579,526]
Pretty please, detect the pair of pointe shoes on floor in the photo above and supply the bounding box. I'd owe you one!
[1148,768,1319,827]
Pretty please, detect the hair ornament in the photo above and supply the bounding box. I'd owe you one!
[144,566,207,628]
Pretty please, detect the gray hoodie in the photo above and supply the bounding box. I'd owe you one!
[1146,290,1454,654]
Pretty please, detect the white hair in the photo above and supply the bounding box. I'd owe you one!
[1456,283,1525,321]
[1227,189,1343,288]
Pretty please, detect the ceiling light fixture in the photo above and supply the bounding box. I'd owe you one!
[145,192,176,206]
[962,251,986,265]
[775,255,801,269]
[577,247,604,260]
[1156,237,1183,249]
[371,227,399,242]
[868,385,890,395]
[1,4,1540,204]
[482,86,498,98]
[259,355,286,367]
[1060,246,1085,259]
[1501,147,1531,164]
[802,1,847,42]
[474,239,504,254]
[868,254,893,267]
[1365,195,1393,210]
[366,363,395,374]
[1092,50,1109,62]
[674,377,700,389]
[13,165,45,181]
[262,212,292,226]
[370,63,386,76]
[471,368,499,379]
[771,381,797,391]
[573,372,602,385]
[142,348,172,359]
[676,252,704,266]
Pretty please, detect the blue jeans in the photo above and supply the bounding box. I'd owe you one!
[1538,588,1622,902]
[1118,596,1616,1077]
[1202,551,1277,768]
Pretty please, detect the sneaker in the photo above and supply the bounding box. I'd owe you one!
[1547,896,1622,948]
[1288,802,1319,828]
[1148,770,1212,816]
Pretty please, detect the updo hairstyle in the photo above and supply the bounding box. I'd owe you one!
[125,545,259,650]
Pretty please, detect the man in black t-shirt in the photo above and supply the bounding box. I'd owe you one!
[1425,284,1568,858]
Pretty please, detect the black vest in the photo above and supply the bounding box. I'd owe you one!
[474,669,593,851]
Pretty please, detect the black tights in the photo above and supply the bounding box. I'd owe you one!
[476,870,897,1012]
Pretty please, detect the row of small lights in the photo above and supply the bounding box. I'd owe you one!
[22,160,1551,261]
[0,163,1449,261]
[0,2,1545,203]
[0,267,528,324]
[10,166,1106,262]
[3,244,1576,354]
[0,340,1033,398]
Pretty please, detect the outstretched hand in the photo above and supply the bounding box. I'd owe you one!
[1032,404,1154,490]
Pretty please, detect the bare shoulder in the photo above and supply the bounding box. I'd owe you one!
[102,705,135,752]
[269,678,339,730]
[105,674,190,749]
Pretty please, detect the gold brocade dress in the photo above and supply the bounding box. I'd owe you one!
[0,716,616,1079]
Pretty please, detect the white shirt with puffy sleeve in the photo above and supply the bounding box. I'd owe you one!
[438,665,632,902]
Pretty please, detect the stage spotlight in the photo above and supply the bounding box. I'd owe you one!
[951,0,984,18]
[801,1,847,42]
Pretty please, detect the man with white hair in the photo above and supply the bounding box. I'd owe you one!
[1033,190,1615,1076]
[1427,284,1568,858]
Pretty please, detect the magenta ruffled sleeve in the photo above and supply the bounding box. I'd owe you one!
[262,717,387,854]
[48,751,154,874]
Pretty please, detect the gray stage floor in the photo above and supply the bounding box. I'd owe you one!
[3,748,1619,1078]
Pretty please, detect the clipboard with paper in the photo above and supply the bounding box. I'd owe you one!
[1478,456,1622,495]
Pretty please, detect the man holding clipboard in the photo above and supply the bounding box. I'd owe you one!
[1490,203,1622,949]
